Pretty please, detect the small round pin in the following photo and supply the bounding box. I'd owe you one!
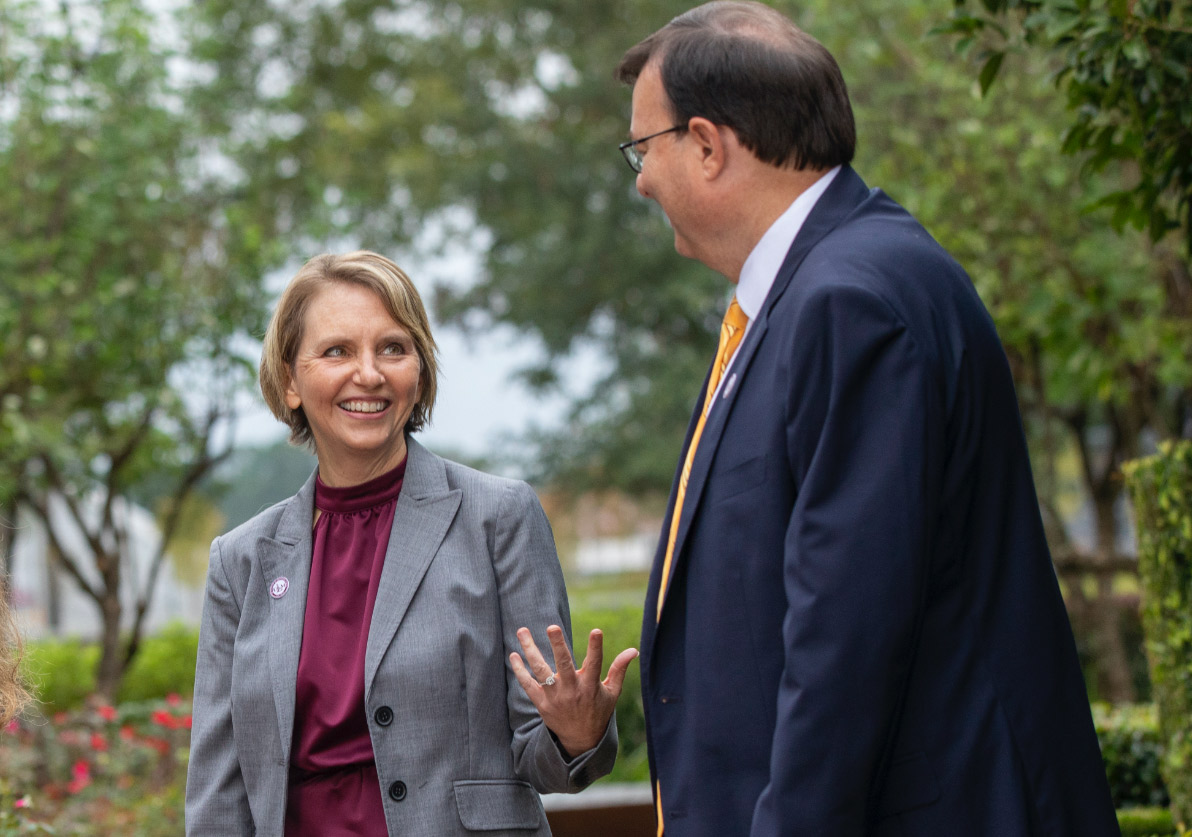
[269,577,290,599]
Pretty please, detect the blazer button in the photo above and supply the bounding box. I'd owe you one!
[388,780,407,802]
[374,705,394,727]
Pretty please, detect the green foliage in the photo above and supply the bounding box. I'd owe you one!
[20,642,99,716]
[115,624,198,705]
[940,0,1192,253]
[21,627,198,714]
[1095,702,1170,809]
[182,0,1190,500]
[1118,805,1176,837]
[1124,440,1192,828]
[569,597,647,782]
[0,0,286,695]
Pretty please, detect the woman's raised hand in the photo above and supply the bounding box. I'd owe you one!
[510,625,639,758]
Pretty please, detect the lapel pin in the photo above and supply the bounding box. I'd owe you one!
[723,373,738,398]
[269,577,290,599]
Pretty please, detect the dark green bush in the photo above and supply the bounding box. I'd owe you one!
[1096,703,1170,809]
[21,638,99,713]
[1117,805,1175,836]
[570,601,648,782]
[117,623,199,704]
[1124,440,1192,829]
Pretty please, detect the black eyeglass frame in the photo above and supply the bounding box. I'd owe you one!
[618,124,687,173]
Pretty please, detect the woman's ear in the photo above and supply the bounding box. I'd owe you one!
[284,375,302,411]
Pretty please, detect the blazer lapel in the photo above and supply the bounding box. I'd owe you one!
[655,166,872,625]
[255,470,317,765]
[364,436,462,699]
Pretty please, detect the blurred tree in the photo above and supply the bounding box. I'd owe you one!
[0,0,280,697]
[937,0,1192,698]
[184,0,723,497]
[203,441,316,531]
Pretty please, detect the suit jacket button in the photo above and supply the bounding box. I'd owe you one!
[388,780,407,802]
[374,705,394,726]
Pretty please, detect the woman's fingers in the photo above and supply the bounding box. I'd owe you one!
[509,652,548,707]
[515,627,555,683]
[545,624,578,681]
[602,647,640,697]
[579,629,605,684]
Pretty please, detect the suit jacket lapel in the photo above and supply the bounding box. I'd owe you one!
[255,470,317,765]
[654,166,872,626]
[364,436,462,699]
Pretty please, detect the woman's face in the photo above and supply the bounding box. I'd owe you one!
[284,282,422,486]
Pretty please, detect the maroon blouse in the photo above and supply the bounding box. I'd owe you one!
[284,459,406,837]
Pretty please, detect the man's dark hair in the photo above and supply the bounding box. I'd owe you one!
[615,1,855,170]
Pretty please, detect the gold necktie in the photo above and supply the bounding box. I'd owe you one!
[656,296,749,622]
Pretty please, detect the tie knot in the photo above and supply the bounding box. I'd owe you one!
[723,297,748,330]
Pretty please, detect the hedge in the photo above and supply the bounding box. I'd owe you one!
[1095,702,1169,809]
[22,623,198,713]
[569,601,649,783]
[1124,440,1192,830]
[1117,805,1175,836]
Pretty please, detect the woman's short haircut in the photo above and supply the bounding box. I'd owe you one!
[259,250,439,447]
[615,0,855,171]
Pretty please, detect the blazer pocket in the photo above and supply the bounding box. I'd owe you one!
[716,454,767,500]
[453,779,544,831]
[875,750,941,818]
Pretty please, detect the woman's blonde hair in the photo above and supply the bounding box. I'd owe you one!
[0,589,29,725]
[259,251,439,448]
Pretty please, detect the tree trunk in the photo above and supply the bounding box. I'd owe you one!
[94,589,125,700]
[1090,483,1136,703]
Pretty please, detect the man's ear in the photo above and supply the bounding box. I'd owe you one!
[687,117,728,179]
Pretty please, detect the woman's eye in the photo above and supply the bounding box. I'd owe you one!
[324,346,346,358]
[381,342,405,355]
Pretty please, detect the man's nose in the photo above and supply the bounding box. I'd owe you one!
[636,172,650,199]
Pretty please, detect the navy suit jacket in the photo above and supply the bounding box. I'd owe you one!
[640,167,1119,836]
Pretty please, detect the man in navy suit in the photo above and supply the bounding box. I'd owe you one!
[615,3,1119,834]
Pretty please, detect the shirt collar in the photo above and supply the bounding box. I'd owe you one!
[736,166,840,320]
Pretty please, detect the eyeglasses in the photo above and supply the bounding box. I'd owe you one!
[618,125,687,173]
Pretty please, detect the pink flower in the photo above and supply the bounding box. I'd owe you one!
[5,719,19,734]
[67,759,91,794]
[14,796,29,809]
[90,732,108,752]
[119,725,135,741]
[96,704,117,722]
[166,693,182,707]
[150,709,175,729]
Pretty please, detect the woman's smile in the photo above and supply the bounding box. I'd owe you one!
[284,282,421,486]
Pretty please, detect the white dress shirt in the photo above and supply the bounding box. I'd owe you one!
[708,166,840,410]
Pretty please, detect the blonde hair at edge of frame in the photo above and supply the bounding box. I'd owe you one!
[0,590,30,726]
[259,251,440,449]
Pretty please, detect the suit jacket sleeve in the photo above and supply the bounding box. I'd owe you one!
[186,536,254,836]
[752,284,941,835]
[493,480,619,793]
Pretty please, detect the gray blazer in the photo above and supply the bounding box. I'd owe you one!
[185,437,617,836]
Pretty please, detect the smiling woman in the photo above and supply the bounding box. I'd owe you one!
[258,252,438,487]
[186,251,637,837]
